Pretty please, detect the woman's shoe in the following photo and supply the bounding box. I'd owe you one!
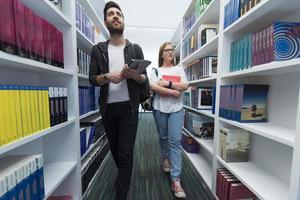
[171,179,186,198]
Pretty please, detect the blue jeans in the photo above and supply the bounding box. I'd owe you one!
[153,109,184,181]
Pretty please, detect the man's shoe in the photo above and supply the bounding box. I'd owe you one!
[171,179,186,198]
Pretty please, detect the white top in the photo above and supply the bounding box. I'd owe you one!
[107,44,130,104]
[149,65,188,113]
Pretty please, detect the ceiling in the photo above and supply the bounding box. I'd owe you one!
[91,0,192,49]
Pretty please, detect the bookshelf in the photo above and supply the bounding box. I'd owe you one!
[0,0,109,199]
[172,0,300,199]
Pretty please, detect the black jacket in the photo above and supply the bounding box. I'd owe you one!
[89,39,146,117]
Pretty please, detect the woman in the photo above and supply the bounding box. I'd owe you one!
[149,42,188,198]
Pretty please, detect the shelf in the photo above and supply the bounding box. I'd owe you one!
[0,118,76,155]
[44,161,77,199]
[171,22,182,45]
[20,0,72,29]
[78,73,89,81]
[182,36,219,65]
[0,51,74,76]
[188,76,217,85]
[81,141,108,171]
[183,106,215,118]
[219,117,295,147]
[76,28,94,53]
[183,150,212,189]
[182,0,220,42]
[218,157,289,200]
[80,110,99,120]
[222,58,300,78]
[222,0,300,36]
[77,0,109,40]
[182,127,214,155]
[81,134,106,161]
[174,42,181,56]
[82,152,110,199]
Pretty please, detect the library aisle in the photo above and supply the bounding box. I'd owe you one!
[83,113,215,200]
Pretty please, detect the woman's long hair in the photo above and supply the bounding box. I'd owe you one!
[158,42,175,67]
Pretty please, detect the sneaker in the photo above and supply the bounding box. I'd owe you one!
[171,179,186,198]
[162,159,171,173]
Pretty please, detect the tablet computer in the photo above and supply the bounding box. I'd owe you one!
[128,59,151,73]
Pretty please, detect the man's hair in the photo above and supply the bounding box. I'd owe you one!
[103,1,123,21]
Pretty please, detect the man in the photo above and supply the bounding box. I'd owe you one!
[89,1,147,199]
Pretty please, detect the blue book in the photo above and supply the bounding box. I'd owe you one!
[0,177,8,200]
[212,87,216,114]
[35,156,44,200]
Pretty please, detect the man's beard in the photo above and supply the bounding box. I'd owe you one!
[107,22,124,36]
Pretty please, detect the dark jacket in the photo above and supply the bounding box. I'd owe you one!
[89,39,146,117]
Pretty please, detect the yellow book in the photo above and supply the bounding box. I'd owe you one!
[8,85,18,142]
[25,86,33,136]
[32,86,40,132]
[37,87,45,130]
[29,86,37,134]
[13,85,23,140]
[19,86,28,137]
[43,87,50,129]
[0,85,4,146]
[2,85,11,144]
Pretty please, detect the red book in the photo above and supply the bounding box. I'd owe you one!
[229,183,256,200]
[224,179,240,200]
[0,0,16,54]
[216,168,230,198]
[57,30,64,68]
[51,27,59,67]
[14,0,28,58]
[222,175,235,200]
[161,75,181,98]
[25,6,37,60]
[35,15,45,62]
[43,20,53,65]
[162,75,181,82]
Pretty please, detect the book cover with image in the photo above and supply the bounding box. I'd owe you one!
[220,126,250,163]
[239,84,269,122]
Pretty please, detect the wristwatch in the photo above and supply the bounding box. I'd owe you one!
[103,74,109,83]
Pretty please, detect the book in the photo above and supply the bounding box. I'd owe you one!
[197,24,218,47]
[43,20,53,65]
[25,6,37,60]
[14,0,28,58]
[0,0,16,54]
[189,112,214,139]
[229,182,256,200]
[197,87,213,109]
[162,75,181,83]
[181,134,199,153]
[220,126,250,162]
[35,15,45,63]
[274,22,300,61]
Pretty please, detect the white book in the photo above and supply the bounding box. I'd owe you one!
[197,24,219,47]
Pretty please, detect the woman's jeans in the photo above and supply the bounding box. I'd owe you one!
[153,109,184,181]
